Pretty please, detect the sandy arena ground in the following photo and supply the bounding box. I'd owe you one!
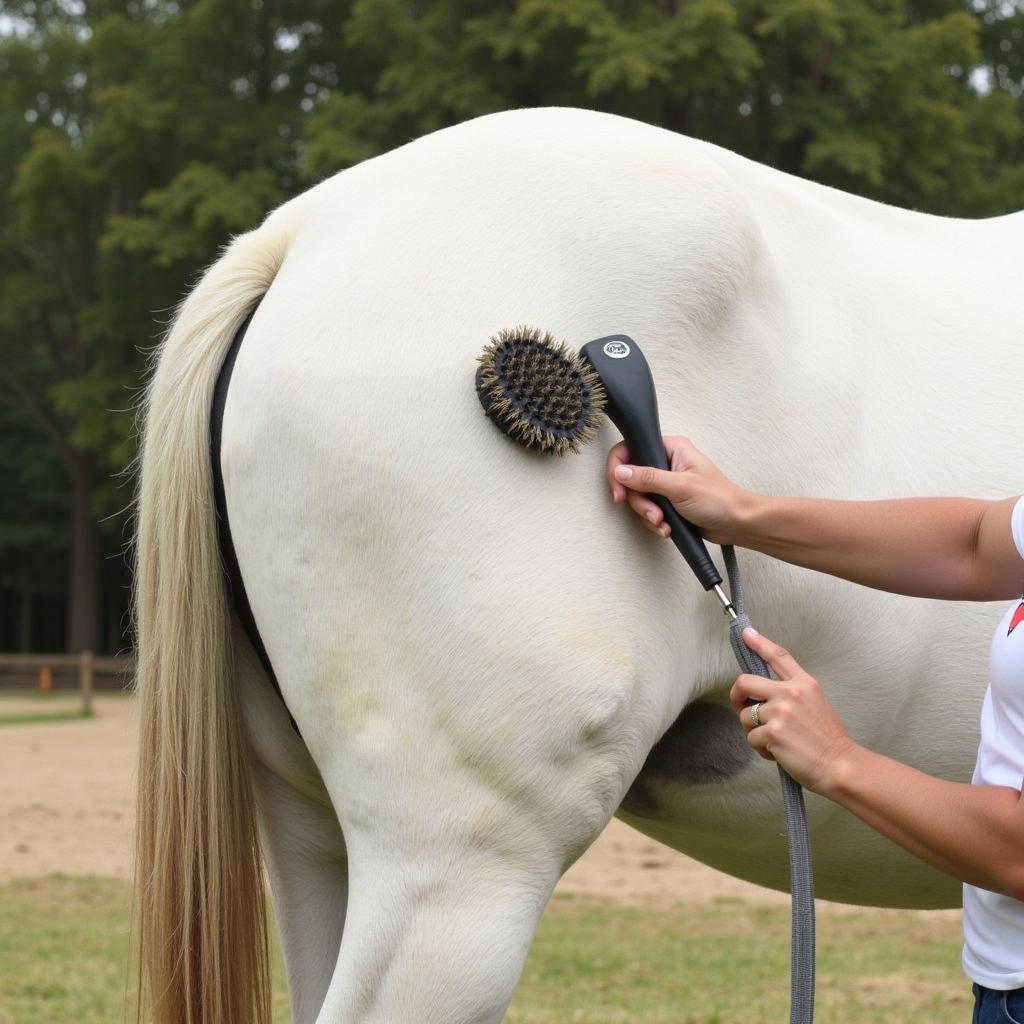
[0,696,955,917]
[0,695,788,903]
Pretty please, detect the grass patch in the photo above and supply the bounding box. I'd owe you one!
[0,876,133,1024]
[0,877,968,1023]
[0,708,93,726]
[0,689,103,725]
[0,690,130,701]
[507,895,967,1023]
[0,876,289,1024]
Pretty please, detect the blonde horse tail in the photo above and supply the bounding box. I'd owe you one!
[133,212,292,1024]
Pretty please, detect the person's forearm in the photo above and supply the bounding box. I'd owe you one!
[734,493,988,600]
[822,744,1024,899]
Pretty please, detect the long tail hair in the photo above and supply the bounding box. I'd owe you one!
[133,213,291,1023]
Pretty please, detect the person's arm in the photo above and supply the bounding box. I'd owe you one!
[733,493,1023,602]
[826,744,1024,899]
[732,628,1024,900]
[607,435,1022,602]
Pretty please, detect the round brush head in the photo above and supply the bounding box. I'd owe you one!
[475,326,607,455]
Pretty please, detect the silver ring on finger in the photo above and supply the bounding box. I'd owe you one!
[750,701,763,728]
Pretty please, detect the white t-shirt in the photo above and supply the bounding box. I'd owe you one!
[962,494,1024,989]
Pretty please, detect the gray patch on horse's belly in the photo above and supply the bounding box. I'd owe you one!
[621,700,754,816]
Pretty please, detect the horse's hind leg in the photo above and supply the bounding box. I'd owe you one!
[302,658,646,1024]
[314,765,567,1024]
[237,637,349,1023]
[254,767,348,1023]
[319,855,552,1023]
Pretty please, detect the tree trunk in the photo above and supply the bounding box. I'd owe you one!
[67,452,101,654]
[19,586,33,652]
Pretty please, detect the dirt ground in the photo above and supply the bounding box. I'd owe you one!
[0,696,891,910]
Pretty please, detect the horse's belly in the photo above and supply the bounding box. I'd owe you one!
[616,699,962,909]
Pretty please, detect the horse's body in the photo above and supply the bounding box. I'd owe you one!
[135,107,1022,1024]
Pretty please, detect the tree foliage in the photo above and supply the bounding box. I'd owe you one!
[0,0,1021,652]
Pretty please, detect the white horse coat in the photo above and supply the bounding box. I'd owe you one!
[138,106,1022,1024]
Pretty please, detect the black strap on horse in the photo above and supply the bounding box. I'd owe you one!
[209,305,300,736]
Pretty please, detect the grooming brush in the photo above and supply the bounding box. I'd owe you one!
[475,328,736,618]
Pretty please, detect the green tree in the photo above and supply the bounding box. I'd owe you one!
[0,407,68,651]
[0,0,298,652]
[1,0,1022,653]
[304,0,1024,215]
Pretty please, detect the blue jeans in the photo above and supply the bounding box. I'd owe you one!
[973,983,1024,1023]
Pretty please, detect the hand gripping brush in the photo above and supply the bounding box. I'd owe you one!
[475,327,735,615]
[474,326,816,1024]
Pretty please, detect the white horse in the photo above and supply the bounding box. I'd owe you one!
[134,106,1022,1024]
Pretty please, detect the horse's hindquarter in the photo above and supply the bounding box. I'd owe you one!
[222,108,775,843]
[224,267,700,867]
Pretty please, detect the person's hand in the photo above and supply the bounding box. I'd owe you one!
[729,627,859,796]
[606,436,755,545]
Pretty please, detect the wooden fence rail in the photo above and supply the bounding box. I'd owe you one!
[0,653,134,674]
[0,653,136,713]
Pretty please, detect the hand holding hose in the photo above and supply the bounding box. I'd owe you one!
[606,436,755,546]
[731,627,859,797]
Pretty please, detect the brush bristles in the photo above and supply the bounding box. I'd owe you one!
[475,326,606,455]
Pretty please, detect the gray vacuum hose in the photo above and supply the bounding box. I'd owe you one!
[722,544,815,1024]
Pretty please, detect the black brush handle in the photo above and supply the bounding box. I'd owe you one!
[580,336,722,591]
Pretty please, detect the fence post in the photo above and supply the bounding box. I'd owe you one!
[80,651,93,716]
[39,664,52,695]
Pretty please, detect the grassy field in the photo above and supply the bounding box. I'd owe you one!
[0,708,92,726]
[0,876,969,1023]
[0,689,95,726]
[0,685,130,725]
